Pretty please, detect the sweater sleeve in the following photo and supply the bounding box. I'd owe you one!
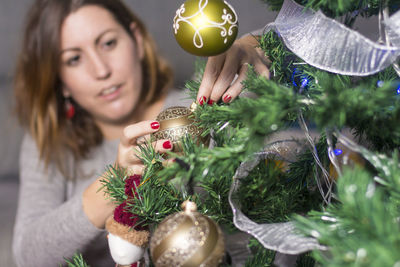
[12,134,105,267]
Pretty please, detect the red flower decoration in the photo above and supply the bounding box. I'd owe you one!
[125,175,142,198]
[113,202,139,227]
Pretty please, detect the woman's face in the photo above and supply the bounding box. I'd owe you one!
[59,5,144,125]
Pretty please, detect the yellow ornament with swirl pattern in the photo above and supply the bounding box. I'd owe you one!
[173,0,239,56]
[150,201,225,267]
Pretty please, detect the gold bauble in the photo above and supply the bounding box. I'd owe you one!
[150,201,225,267]
[173,0,239,56]
[151,105,205,152]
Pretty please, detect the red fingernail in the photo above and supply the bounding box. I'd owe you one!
[163,140,172,149]
[199,96,207,105]
[207,99,214,105]
[223,95,232,103]
[151,121,160,129]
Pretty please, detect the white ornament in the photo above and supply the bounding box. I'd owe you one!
[108,233,145,265]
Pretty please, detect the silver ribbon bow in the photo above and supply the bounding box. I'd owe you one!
[265,0,400,76]
[228,142,327,254]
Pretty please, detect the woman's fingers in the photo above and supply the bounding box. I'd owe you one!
[118,120,160,168]
[121,120,160,146]
[253,59,270,79]
[196,34,270,104]
[117,121,176,177]
[126,164,146,176]
[222,59,270,103]
[222,63,249,103]
[197,54,225,104]
[153,139,174,153]
[209,51,241,102]
[118,138,173,167]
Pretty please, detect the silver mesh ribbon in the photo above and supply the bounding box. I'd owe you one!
[228,142,327,254]
[265,0,400,76]
[385,10,400,47]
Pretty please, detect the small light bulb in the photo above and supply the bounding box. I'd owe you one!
[301,78,309,88]
[334,149,343,156]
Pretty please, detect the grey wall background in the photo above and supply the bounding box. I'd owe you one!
[0,0,277,180]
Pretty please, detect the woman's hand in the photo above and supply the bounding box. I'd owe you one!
[116,120,173,175]
[82,120,173,229]
[196,34,270,105]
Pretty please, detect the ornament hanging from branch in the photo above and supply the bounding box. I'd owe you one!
[150,200,225,267]
[173,0,238,56]
[151,103,208,152]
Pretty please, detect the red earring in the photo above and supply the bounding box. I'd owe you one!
[65,98,75,119]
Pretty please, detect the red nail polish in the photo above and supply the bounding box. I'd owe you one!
[199,96,207,105]
[151,121,160,129]
[207,99,214,105]
[163,140,172,149]
[223,95,232,103]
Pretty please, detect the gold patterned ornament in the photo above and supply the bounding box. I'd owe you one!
[173,0,238,56]
[151,104,206,152]
[150,201,225,267]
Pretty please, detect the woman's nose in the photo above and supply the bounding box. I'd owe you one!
[88,51,111,80]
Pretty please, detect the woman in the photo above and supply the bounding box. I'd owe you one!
[12,0,269,266]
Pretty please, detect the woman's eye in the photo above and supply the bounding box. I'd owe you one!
[65,55,80,66]
[103,39,117,49]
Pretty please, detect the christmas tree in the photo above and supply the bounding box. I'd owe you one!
[71,0,400,266]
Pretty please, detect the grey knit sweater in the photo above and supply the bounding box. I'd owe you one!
[12,89,193,267]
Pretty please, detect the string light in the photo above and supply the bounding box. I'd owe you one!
[334,149,343,156]
[291,67,311,90]
[292,68,299,87]
[301,78,309,88]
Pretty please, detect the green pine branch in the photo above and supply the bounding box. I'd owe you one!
[237,155,322,224]
[99,164,129,204]
[295,159,400,266]
[125,141,186,227]
[63,253,89,267]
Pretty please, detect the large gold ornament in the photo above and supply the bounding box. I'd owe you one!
[173,0,238,56]
[151,104,205,152]
[150,201,225,267]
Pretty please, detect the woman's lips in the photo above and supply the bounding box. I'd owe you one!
[99,84,123,100]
